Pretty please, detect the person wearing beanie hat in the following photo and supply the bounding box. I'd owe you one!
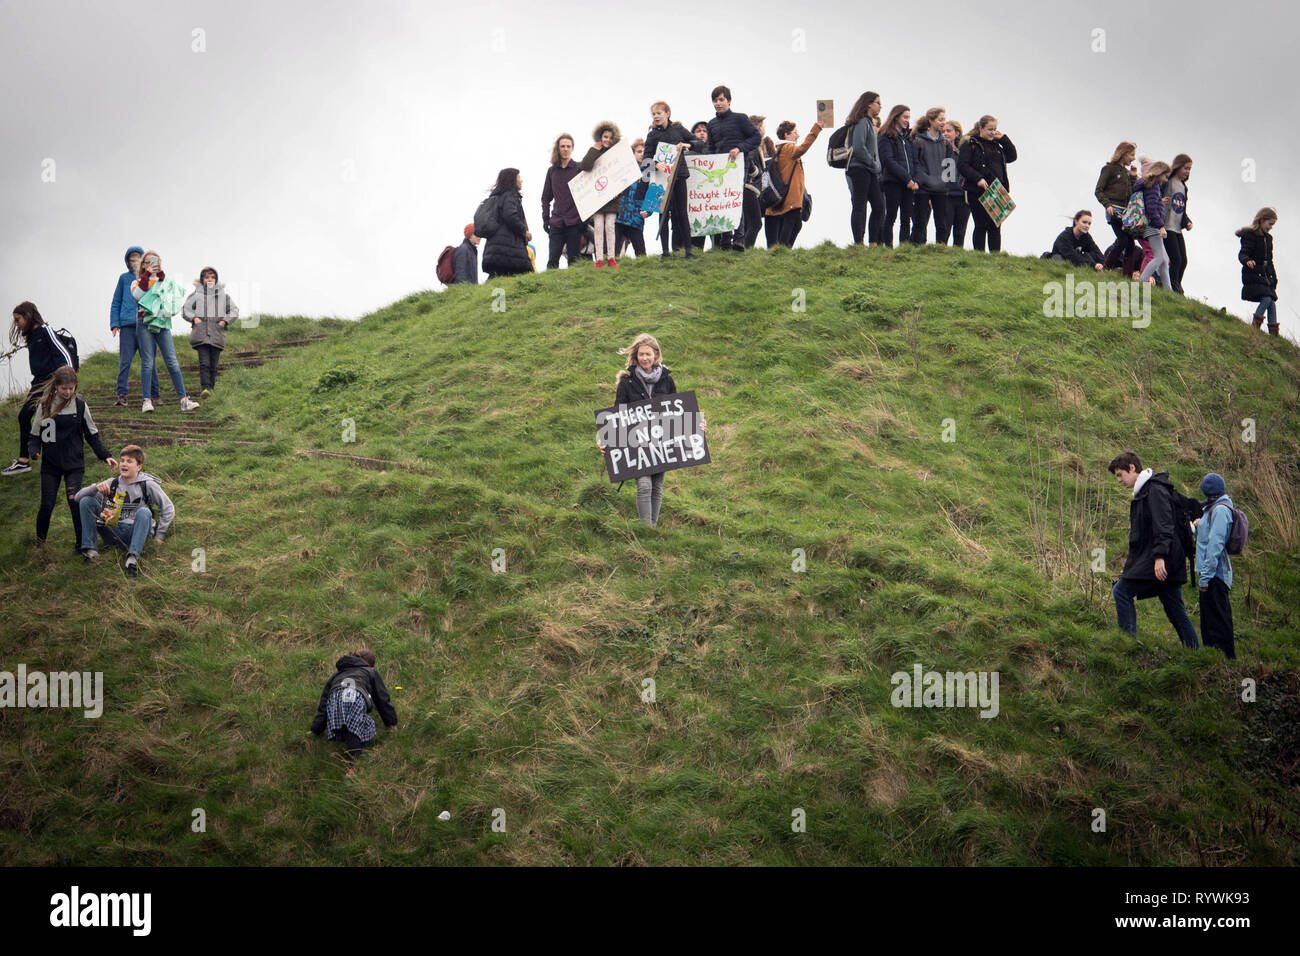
[1195,472,1236,659]
[181,265,239,398]
[451,224,480,285]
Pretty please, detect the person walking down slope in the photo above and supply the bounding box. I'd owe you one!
[1237,207,1280,335]
[958,115,1017,253]
[1108,450,1199,649]
[132,250,199,412]
[480,168,533,279]
[110,246,160,407]
[181,266,239,399]
[1095,141,1139,274]
[1194,472,1237,660]
[1135,161,1174,289]
[4,301,76,477]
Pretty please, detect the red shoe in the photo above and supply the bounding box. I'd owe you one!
[607,257,619,268]
[345,767,356,777]
[594,259,605,268]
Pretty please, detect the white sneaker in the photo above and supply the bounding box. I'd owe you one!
[141,399,154,413]
[179,396,200,412]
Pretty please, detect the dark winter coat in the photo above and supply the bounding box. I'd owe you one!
[1138,180,1165,230]
[1238,230,1278,302]
[615,365,678,406]
[1120,471,1188,585]
[1094,161,1133,213]
[1049,227,1105,266]
[27,396,112,471]
[310,655,398,734]
[182,281,239,350]
[452,238,479,284]
[706,110,760,157]
[641,122,706,200]
[481,189,532,277]
[958,133,1017,198]
[25,324,75,386]
[879,129,918,186]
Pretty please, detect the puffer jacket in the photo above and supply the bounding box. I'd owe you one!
[182,281,240,350]
[310,655,399,733]
[111,246,145,329]
[481,189,532,277]
[1238,230,1278,302]
[879,129,918,186]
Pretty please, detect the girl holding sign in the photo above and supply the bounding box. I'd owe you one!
[641,102,706,260]
[598,333,706,527]
[580,121,625,268]
[958,115,1017,253]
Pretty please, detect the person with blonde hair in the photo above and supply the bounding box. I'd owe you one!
[1136,161,1173,288]
[1096,141,1139,272]
[598,333,706,526]
[1237,207,1280,334]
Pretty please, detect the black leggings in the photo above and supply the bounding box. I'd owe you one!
[1103,213,1135,271]
[882,182,915,247]
[195,344,221,391]
[968,196,1002,252]
[1165,231,1187,293]
[944,195,969,246]
[38,466,84,544]
[846,168,884,245]
[615,223,646,258]
[341,730,366,760]
[657,184,694,255]
[910,191,949,245]
[17,385,40,460]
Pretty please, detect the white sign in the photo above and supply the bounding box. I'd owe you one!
[686,153,744,236]
[569,144,641,221]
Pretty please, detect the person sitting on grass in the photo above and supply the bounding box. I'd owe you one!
[1046,210,1106,269]
[73,443,174,578]
[310,649,398,776]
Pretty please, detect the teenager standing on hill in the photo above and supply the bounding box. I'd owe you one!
[4,302,75,477]
[28,365,116,549]
[689,121,713,253]
[481,169,533,279]
[1096,141,1138,273]
[958,115,1017,252]
[598,333,706,527]
[1108,451,1199,649]
[742,114,767,249]
[182,266,238,399]
[1136,162,1173,288]
[910,109,949,245]
[1163,154,1194,293]
[705,86,760,251]
[110,246,159,407]
[133,251,199,413]
[763,119,822,248]
[580,122,625,268]
[878,105,919,247]
[844,91,884,246]
[310,649,398,775]
[1237,207,1280,335]
[542,134,584,269]
[615,138,650,260]
[642,102,706,261]
[941,121,969,247]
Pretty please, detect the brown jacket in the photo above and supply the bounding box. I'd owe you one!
[764,128,821,217]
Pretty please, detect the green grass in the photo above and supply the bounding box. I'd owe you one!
[2,243,1298,865]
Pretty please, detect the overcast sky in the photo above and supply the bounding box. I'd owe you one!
[2,0,1297,395]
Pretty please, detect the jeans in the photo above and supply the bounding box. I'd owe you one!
[910,190,949,245]
[1140,229,1171,288]
[1254,296,1277,326]
[1165,230,1187,293]
[139,325,188,399]
[846,167,884,245]
[636,472,664,526]
[1112,577,1199,648]
[195,344,221,390]
[882,182,915,247]
[38,466,83,543]
[1198,577,1235,660]
[78,496,154,555]
[116,321,161,399]
[546,222,584,269]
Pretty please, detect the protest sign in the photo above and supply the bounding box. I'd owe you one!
[816,99,834,127]
[686,154,744,236]
[569,144,642,221]
[595,390,711,483]
[978,178,1015,226]
[640,141,679,216]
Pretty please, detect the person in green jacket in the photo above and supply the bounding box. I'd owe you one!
[132,250,198,412]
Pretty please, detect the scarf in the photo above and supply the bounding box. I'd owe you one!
[634,364,663,395]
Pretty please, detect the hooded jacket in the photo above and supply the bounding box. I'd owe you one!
[24,324,76,385]
[111,246,145,330]
[1196,495,1234,588]
[959,133,1017,198]
[310,655,399,734]
[615,365,677,406]
[580,122,625,217]
[74,471,176,540]
[1120,470,1188,584]
[452,237,479,284]
[912,129,950,194]
[1238,230,1278,303]
[182,281,240,350]
[847,118,882,174]
[28,395,112,470]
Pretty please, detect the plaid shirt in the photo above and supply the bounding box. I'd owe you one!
[325,685,377,743]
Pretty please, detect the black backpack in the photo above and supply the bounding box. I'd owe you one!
[826,124,853,168]
[758,145,792,209]
[1167,487,1204,576]
[52,327,79,370]
[473,195,500,239]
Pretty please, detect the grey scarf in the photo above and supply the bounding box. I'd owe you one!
[634,364,663,394]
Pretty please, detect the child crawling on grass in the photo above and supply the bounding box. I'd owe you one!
[310,650,398,775]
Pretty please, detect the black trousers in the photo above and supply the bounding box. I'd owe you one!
[882,182,915,248]
[763,209,802,248]
[1199,577,1235,660]
[615,222,646,258]
[968,196,1002,252]
[341,730,366,760]
[38,466,84,544]
[1102,213,1136,271]
[546,222,584,268]
[846,168,884,245]
[943,195,969,246]
[17,385,40,460]
[195,344,221,390]
[910,190,949,245]
[742,191,762,248]
[1166,231,1188,293]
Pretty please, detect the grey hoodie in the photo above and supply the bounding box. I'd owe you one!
[847,118,881,175]
[182,281,239,350]
[913,129,950,193]
[75,472,175,540]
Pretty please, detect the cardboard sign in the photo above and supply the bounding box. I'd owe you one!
[570,144,642,221]
[640,141,680,216]
[978,178,1015,226]
[685,154,744,236]
[595,390,710,483]
[816,99,834,127]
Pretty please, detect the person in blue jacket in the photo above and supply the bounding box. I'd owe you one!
[1195,473,1236,659]
[705,85,760,251]
[110,246,159,407]
[4,302,76,477]
[878,105,919,247]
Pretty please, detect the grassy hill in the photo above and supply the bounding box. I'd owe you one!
[2,243,1298,865]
